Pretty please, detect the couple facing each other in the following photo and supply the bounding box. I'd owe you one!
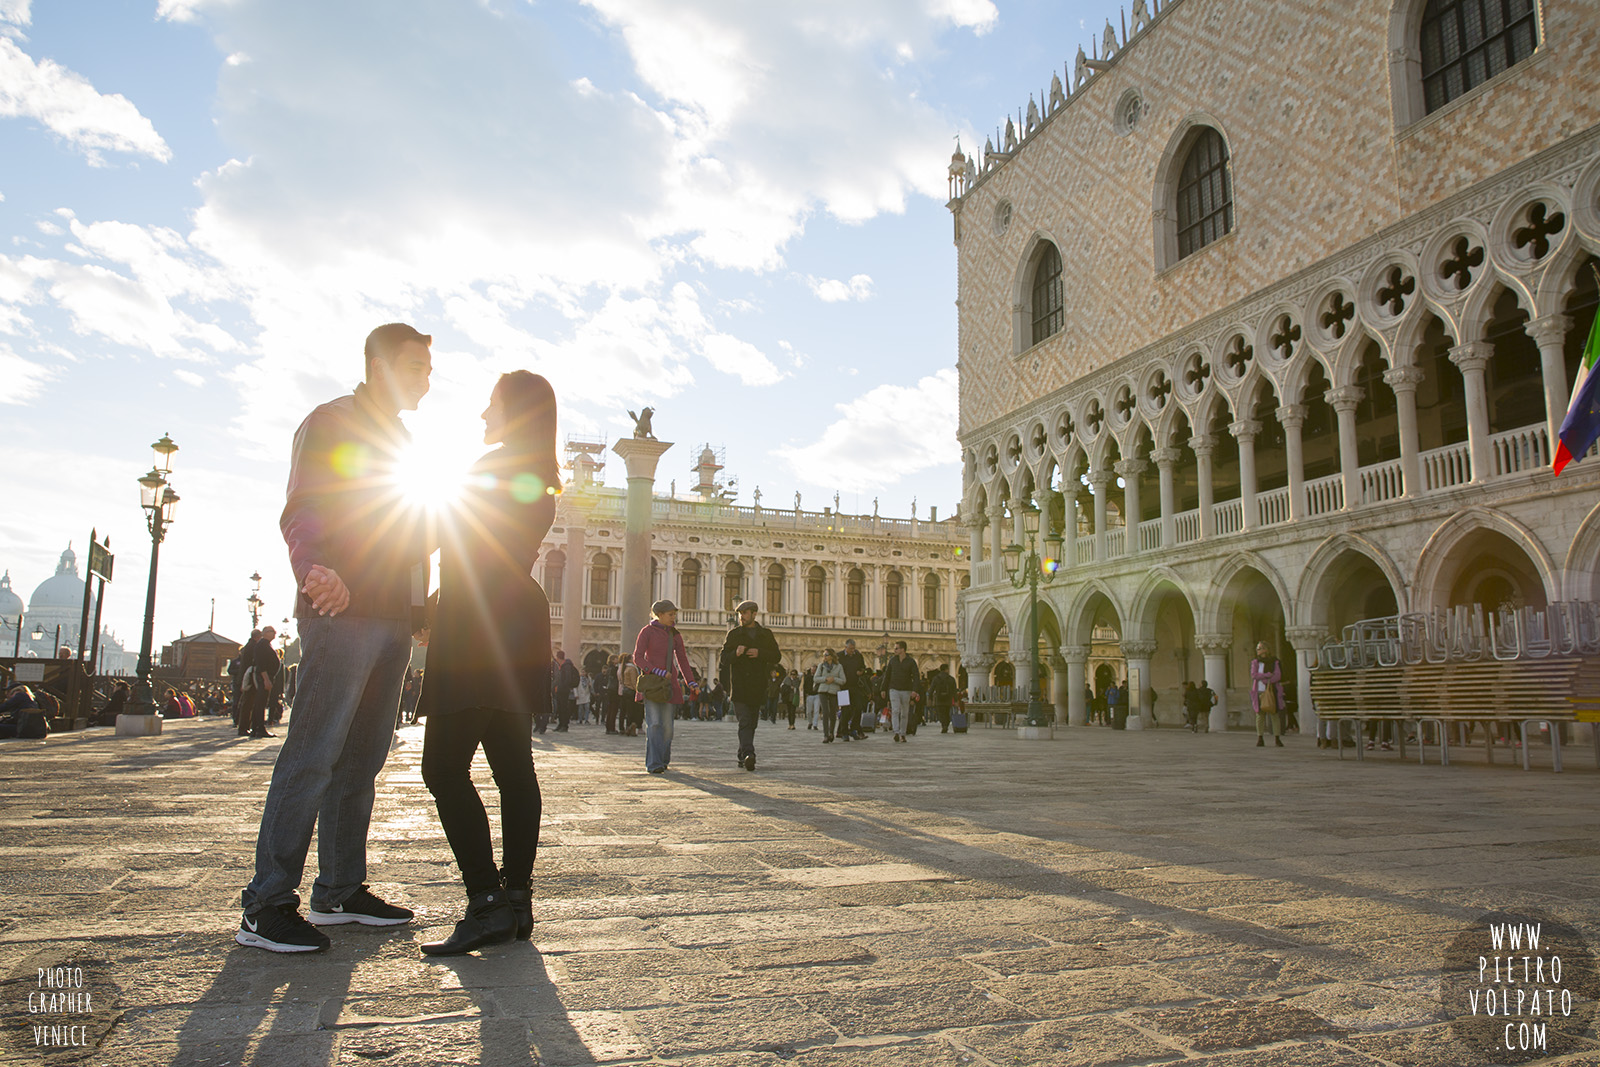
[238,322,558,958]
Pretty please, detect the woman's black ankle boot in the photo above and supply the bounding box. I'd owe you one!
[421,889,516,956]
[504,879,533,940]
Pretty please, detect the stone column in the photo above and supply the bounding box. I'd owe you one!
[612,436,674,663]
[1062,645,1089,726]
[1229,419,1261,530]
[1012,650,1036,705]
[1047,652,1069,724]
[1285,626,1327,735]
[1063,490,1081,568]
[965,653,996,694]
[1152,447,1181,548]
[1090,468,1111,561]
[1196,633,1231,732]
[1120,639,1158,730]
[1449,342,1493,483]
[1326,386,1364,507]
[1383,367,1425,498]
[1527,314,1571,458]
[966,513,985,573]
[1115,459,1146,554]
[1277,405,1306,520]
[561,501,586,657]
[987,504,1007,569]
[1190,434,1216,539]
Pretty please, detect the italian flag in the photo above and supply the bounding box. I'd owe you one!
[1554,310,1600,476]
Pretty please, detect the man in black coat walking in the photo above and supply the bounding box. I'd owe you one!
[552,650,580,732]
[836,638,869,740]
[720,600,780,771]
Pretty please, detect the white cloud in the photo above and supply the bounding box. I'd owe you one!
[173,368,204,386]
[776,368,958,490]
[0,1,29,27]
[0,36,171,163]
[806,273,874,302]
[0,343,53,402]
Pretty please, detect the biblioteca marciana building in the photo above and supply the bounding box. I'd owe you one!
[542,441,966,680]
[949,0,1600,729]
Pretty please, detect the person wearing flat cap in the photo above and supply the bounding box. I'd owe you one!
[720,600,782,771]
[631,599,698,774]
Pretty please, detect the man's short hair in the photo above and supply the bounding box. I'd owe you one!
[938,662,949,671]
[895,641,907,652]
[364,323,432,377]
[844,639,856,648]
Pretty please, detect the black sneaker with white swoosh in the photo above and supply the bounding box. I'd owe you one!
[308,885,413,926]
[235,903,330,953]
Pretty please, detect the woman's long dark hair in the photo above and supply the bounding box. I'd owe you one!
[494,370,561,491]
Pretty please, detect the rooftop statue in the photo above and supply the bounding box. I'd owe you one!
[1131,0,1152,35]
[1049,72,1066,112]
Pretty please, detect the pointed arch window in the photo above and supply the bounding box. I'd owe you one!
[1420,0,1537,114]
[1176,128,1232,260]
[1030,243,1064,346]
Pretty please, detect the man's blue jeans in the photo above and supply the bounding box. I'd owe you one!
[643,699,674,772]
[243,615,412,914]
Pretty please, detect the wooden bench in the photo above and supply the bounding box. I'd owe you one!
[1310,657,1600,772]
[964,701,1028,728]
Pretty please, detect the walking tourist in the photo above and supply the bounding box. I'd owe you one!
[926,662,957,732]
[837,638,868,740]
[416,370,557,955]
[632,600,697,775]
[1251,640,1285,748]
[720,600,781,771]
[813,650,845,742]
[237,323,433,954]
[884,641,920,742]
[552,650,579,732]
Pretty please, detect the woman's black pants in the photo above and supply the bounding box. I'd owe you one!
[422,708,541,893]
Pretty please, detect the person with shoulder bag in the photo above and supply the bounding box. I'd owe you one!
[632,600,698,773]
[1250,640,1286,747]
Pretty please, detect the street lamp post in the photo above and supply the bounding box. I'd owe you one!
[1000,502,1064,735]
[10,615,21,658]
[118,434,180,737]
[247,572,264,630]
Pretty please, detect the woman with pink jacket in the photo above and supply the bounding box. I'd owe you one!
[1249,640,1286,747]
[632,599,699,774]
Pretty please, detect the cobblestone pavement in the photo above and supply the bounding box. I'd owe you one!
[2,716,1599,1066]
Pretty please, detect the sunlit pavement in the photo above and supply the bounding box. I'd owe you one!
[2,715,1598,1066]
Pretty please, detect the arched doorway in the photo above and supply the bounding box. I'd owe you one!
[1212,563,1289,725]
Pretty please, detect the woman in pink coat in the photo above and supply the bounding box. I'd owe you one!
[632,600,699,774]
[1249,640,1286,747]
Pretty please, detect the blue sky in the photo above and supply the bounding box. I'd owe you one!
[2,0,1107,645]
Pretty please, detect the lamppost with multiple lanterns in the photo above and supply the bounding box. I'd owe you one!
[1000,502,1063,732]
[118,434,180,734]
[247,572,264,630]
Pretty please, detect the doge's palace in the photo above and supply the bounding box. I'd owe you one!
[950,0,1600,730]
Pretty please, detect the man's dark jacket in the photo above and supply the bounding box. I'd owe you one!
[927,670,958,708]
[837,648,867,690]
[884,653,921,693]
[719,622,781,704]
[280,383,427,621]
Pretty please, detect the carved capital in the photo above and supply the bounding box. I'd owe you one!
[964,513,987,531]
[1059,644,1090,665]
[965,653,996,671]
[1188,433,1216,457]
[1228,418,1263,441]
[1120,639,1159,659]
[1525,314,1571,349]
[986,504,1007,522]
[1325,385,1364,413]
[1088,467,1114,490]
[1194,633,1232,655]
[1382,366,1426,392]
[1285,625,1329,651]
[1449,341,1492,374]
[1275,404,1307,428]
[1151,447,1184,468]
[1114,459,1148,476]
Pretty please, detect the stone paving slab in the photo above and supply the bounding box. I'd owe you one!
[0,717,1598,1065]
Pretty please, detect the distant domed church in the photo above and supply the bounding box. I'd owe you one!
[1,544,134,672]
